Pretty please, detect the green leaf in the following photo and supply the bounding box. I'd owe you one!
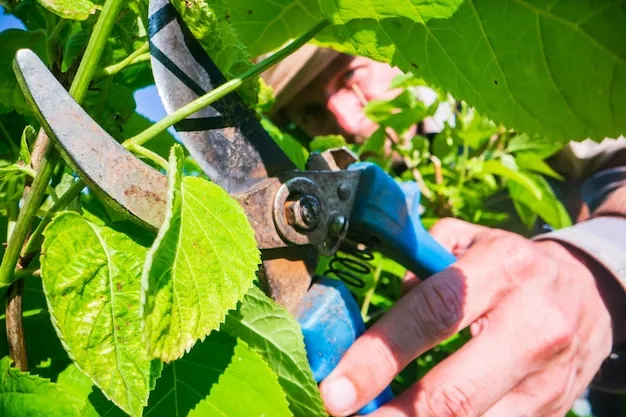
[62,26,89,73]
[482,159,542,200]
[56,363,136,417]
[506,133,564,158]
[41,212,154,417]
[309,134,347,153]
[222,287,327,417]
[0,356,79,416]
[0,28,49,115]
[230,0,626,141]
[19,125,35,165]
[141,145,259,362]
[145,331,291,417]
[508,173,572,230]
[261,117,309,170]
[515,153,564,181]
[226,0,322,56]
[36,0,99,20]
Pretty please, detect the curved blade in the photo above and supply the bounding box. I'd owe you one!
[14,49,168,230]
[148,0,296,194]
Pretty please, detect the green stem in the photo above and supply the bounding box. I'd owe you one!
[126,143,168,170]
[22,180,85,257]
[360,264,382,321]
[93,43,149,81]
[125,19,329,147]
[68,0,126,103]
[0,150,59,287]
[456,134,469,191]
[0,0,126,288]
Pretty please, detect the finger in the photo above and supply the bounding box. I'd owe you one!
[429,218,492,255]
[481,361,578,417]
[320,234,530,415]
[365,307,530,417]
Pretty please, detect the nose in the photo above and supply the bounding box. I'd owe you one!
[326,90,374,139]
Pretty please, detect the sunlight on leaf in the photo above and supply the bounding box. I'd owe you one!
[223,287,327,417]
[41,212,154,417]
[145,332,291,417]
[141,145,260,362]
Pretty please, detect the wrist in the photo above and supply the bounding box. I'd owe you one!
[541,240,626,347]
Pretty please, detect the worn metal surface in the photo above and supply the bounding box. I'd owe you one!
[14,49,168,230]
[259,247,317,315]
[148,0,296,194]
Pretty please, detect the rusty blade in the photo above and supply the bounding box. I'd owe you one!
[148,0,297,195]
[14,49,168,230]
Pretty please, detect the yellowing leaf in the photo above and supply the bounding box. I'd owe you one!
[141,145,259,362]
[223,287,327,417]
[145,332,291,417]
[41,212,154,417]
[37,0,99,20]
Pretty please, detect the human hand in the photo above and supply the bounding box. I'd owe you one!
[320,218,620,417]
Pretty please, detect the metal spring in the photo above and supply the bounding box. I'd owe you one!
[324,240,374,289]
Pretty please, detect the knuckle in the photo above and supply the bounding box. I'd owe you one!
[526,308,576,363]
[421,384,477,417]
[412,278,463,340]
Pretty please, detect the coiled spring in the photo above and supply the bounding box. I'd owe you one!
[324,240,374,289]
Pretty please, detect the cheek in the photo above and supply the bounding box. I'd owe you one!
[360,62,403,100]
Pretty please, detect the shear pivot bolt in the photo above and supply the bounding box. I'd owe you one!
[329,214,347,237]
[286,195,320,230]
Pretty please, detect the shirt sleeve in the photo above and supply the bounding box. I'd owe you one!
[550,137,626,180]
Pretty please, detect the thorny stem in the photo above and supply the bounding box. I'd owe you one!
[125,19,330,147]
[93,42,150,81]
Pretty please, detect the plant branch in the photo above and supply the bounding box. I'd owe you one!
[22,179,85,257]
[6,280,27,371]
[126,143,168,170]
[125,19,329,147]
[360,264,382,321]
[93,42,149,81]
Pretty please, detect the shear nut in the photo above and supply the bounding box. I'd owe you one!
[285,195,320,231]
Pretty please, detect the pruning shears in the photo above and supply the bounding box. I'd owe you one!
[15,0,456,413]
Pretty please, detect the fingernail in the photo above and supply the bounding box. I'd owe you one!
[322,376,357,415]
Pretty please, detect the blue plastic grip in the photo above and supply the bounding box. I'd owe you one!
[349,162,456,278]
[296,277,394,414]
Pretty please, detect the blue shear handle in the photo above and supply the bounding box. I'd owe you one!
[349,162,456,278]
[296,277,394,415]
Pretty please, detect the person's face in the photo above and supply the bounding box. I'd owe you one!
[284,55,403,143]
